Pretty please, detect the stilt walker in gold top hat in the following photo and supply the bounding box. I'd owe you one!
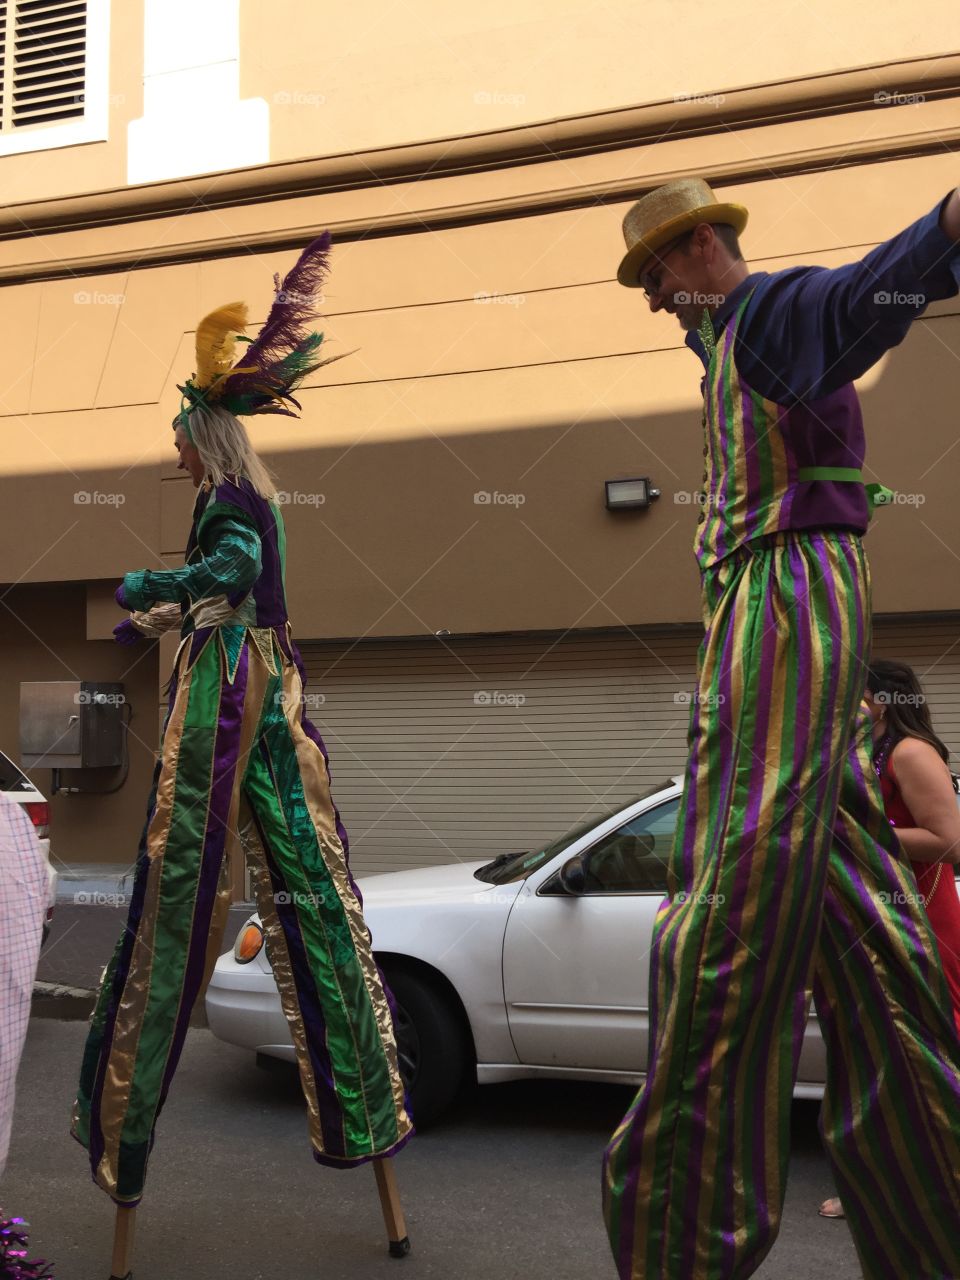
[602,177,960,1280]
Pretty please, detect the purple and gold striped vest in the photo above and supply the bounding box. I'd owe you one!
[695,291,869,569]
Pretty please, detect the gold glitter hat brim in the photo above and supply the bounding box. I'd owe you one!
[617,179,749,288]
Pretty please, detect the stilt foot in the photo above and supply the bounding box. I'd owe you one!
[373,1157,409,1256]
[110,1203,136,1280]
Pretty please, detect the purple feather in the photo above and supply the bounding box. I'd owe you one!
[224,233,331,402]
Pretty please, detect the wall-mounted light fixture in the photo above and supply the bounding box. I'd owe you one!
[605,478,661,511]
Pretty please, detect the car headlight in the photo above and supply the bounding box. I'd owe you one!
[234,921,264,964]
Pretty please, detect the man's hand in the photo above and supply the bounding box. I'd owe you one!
[940,187,960,243]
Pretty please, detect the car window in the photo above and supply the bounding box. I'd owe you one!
[580,798,679,894]
[473,780,677,885]
[0,752,31,793]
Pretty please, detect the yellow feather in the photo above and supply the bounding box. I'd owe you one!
[194,301,249,391]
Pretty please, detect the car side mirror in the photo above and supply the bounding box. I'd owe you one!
[559,853,588,895]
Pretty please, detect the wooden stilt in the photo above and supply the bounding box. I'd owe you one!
[109,1205,136,1280]
[373,1158,410,1258]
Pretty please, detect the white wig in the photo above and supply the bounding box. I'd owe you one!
[181,404,277,500]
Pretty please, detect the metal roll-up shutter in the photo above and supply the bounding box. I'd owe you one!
[297,616,960,877]
[298,629,700,875]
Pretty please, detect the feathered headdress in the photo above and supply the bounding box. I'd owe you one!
[176,232,341,435]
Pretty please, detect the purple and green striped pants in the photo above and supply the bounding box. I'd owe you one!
[72,624,412,1204]
[602,530,960,1279]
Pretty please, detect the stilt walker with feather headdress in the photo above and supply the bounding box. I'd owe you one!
[70,236,413,1276]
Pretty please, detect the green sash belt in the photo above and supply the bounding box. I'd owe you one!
[796,467,895,519]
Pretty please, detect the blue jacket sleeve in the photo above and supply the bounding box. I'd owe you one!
[737,192,960,404]
[122,514,262,610]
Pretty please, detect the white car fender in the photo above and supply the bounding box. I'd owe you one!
[361,871,524,1066]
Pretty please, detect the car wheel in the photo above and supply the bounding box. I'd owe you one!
[384,967,469,1127]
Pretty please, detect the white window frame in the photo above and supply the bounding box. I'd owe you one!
[0,0,110,157]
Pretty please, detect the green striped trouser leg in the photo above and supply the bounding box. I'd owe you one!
[601,530,960,1279]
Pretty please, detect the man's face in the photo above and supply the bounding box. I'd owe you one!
[637,232,706,331]
[174,424,205,487]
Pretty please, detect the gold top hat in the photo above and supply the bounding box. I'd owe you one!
[617,177,748,288]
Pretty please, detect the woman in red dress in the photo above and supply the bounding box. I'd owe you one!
[820,659,960,1218]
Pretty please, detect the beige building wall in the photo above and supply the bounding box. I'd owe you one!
[3,0,960,198]
[250,0,960,157]
[3,151,958,630]
[1,5,959,864]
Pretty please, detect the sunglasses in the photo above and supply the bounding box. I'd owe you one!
[639,232,693,301]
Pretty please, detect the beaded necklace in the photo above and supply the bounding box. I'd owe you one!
[872,731,894,785]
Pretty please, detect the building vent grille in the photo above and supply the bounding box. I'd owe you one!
[0,0,86,133]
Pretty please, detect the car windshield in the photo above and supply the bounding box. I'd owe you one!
[473,780,676,885]
[0,752,31,793]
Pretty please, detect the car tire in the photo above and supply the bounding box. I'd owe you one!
[384,966,469,1127]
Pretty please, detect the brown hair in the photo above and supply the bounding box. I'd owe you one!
[712,223,743,262]
[866,660,950,765]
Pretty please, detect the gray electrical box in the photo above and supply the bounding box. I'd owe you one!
[20,681,126,769]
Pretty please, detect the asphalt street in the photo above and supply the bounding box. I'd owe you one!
[3,1020,863,1280]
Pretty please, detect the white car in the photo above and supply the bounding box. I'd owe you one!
[0,749,57,939]
[207,777,835,1123]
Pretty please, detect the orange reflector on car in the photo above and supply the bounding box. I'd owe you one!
[235,923,264,964]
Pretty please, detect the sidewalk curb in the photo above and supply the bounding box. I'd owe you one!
[32,981,96,1021]
[32,980,210,1027]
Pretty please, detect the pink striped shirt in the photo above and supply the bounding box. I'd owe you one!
[0,791,48,1175]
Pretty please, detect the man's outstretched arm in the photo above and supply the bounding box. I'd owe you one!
[736,188,960,405]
